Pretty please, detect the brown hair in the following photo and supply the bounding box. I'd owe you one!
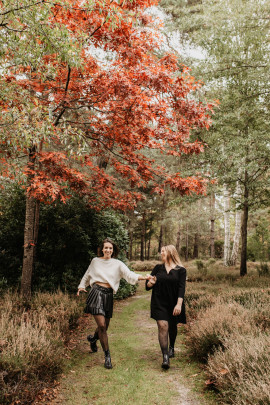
[98,238,119,258]
[162,245,183,266]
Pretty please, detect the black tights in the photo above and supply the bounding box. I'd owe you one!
[93,315,110,352]
[157,320,177,355]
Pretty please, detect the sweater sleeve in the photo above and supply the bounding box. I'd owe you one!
[145,265,159,291]
[119,261,139,285]
[178,267,186,298]
[78,260,94,289]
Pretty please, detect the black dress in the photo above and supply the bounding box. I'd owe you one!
[146,264,186,324]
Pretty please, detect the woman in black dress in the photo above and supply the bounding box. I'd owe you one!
[146,245,186,369]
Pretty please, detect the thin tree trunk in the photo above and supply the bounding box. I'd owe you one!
[185,222,189,261]
[210,192,215,258]
[193,233,199,259]
[21,148,39,301]
[147,237,151,260]
[21,196,37,301]
[144,229,147,260]
[230,181,242,266]
[140,212,146,261]
[175,224,181,253]
[223,185,231,266]
[129,230,133,261]
[240,173,249,276]
[158,224,164,253]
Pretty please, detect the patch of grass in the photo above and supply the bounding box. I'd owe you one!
[58,285,215,405]
[59,292,179,405]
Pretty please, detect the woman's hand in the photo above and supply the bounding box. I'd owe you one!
[173,304,182,316]
[138,274,152,281]
[77,288,87,296]
[146,275,157,288]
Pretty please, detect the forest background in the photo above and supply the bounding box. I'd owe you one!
[0,0,269,404]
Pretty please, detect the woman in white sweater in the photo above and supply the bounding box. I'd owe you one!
[77,238,150,369]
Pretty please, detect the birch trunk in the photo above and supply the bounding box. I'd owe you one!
[230,181,242,265]
[223,185,231,266]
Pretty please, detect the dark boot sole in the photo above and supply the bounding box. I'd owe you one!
[162,363,170,370]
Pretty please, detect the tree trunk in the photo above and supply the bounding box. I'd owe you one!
[140,212,146,261]
[240,174,249,276]
[21,197,37,301]
[129,230,133,261]
[230,181,242,266]
[147,237,151,260]
[158,224,164,253]
[193,233,199,259]
[185,222,189,261]
[144,230,147,259]
[223,185,231,266]
[175,224,181,253]
[210,192,215,258]
[21,148,39,301]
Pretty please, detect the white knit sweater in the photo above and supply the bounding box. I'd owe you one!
[78,257,139,293]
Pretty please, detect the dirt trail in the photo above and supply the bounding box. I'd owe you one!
[42,284,212,405]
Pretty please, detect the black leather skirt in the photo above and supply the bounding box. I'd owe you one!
[84,283,114,318]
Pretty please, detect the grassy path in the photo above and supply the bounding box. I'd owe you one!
[48,284,215,405]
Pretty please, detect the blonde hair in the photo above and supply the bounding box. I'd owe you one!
[162,245,183,266]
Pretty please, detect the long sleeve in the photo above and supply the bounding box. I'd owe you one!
[119,262,139,285]
[145,265,159,290]
[78,262,93,289]
[178,267,186,298]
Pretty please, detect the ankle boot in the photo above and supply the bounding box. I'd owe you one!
[87,334,98,352]
[104,350,113,369]
[169,346,175,358]
[161,353,170,370]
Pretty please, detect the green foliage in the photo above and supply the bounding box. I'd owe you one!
[114,279,137,300]
[195,259,207,276]
[0,186,128,292]
[247,216,270,262]
[256,263,269,277]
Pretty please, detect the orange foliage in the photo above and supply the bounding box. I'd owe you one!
[1,0,214,208]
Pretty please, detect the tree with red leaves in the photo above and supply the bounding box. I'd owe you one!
[0,0,213,299]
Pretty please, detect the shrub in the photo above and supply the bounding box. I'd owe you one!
[207,334,270,405]
[194,260,208,278]
[256,262,269,277]
[185,292,217,319]
[186,302,254,362]
[114,279,137,300]
[0,187,129,292]
[0,291,83,404]
[128,260,160,272]
[207,258,216,265]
